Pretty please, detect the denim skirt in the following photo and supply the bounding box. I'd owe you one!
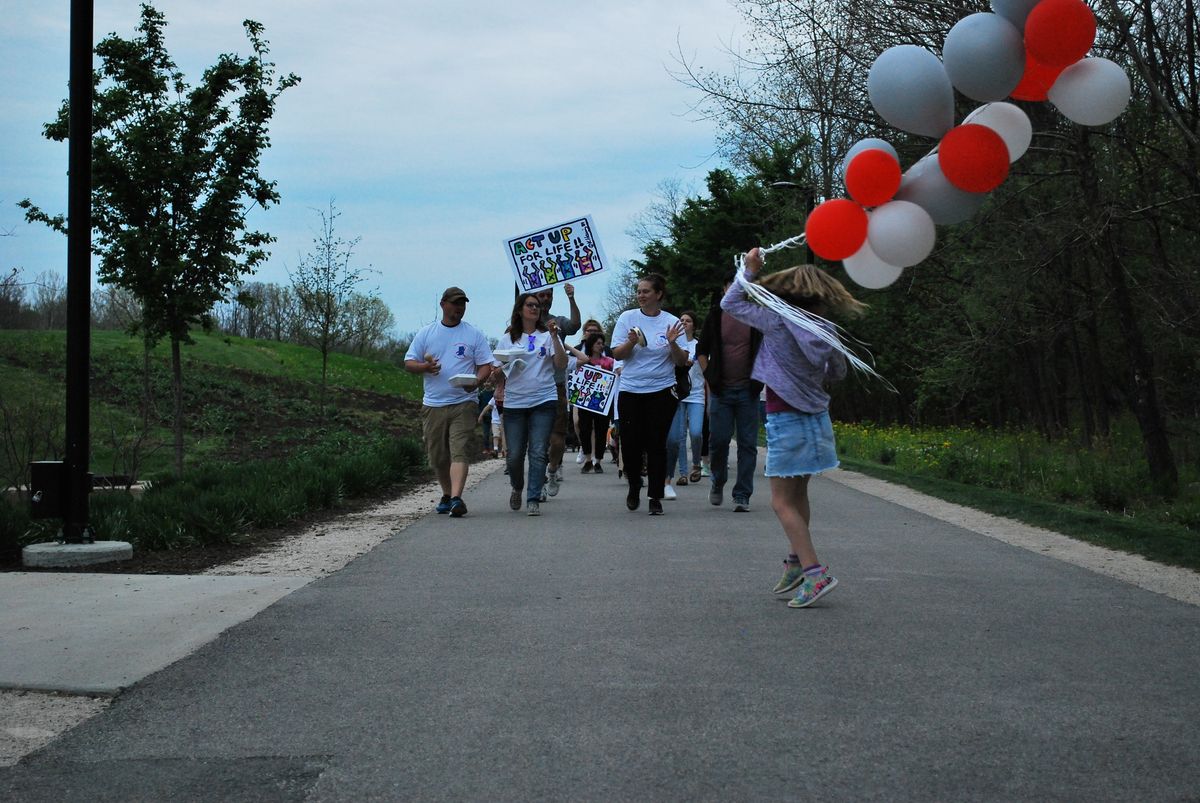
[764,409,839,478]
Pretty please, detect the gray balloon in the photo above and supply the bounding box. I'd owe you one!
[841,138,899,174]
[868,45,956,138]
[944,13,1025,102]
[991,0,1042,32]
[894,156,986,225]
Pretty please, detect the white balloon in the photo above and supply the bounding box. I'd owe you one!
[963,102,1033,161]
[943,13,1025,102]
[868,45,956,138]
[842,138,899,174]
[867,201,937,268]
[843,240,904,290]
[894,155,987,225]
[990,0,1042,31]
[1048,58,1132,126]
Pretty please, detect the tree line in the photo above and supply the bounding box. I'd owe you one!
[630,0,1197,495]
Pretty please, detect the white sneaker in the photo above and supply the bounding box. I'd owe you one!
[576,453,584,464]
[545,473,560,497]
[554,466,564,483]
[663,484,677,500]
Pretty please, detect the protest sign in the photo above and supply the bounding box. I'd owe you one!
[566,364,616,417]
[504,215,608,293]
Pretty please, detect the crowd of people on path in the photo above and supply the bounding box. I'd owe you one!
[404,251,865,608]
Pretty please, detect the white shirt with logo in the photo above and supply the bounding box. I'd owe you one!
[494,329,559,409]
[611,308,680,394]
[405,320,495,407]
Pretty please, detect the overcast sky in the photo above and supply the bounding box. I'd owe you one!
[1,1,746,338]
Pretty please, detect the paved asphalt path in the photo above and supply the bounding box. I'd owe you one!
[3,459,1199,800]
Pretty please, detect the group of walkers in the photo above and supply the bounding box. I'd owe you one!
[404,250,865,608]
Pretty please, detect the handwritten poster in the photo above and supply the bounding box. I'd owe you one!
[566,364,616,417]
[504,215,609,293]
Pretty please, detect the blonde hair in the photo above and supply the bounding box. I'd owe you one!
[755,264,867,318]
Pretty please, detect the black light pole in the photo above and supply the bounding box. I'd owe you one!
[64,0,94,543]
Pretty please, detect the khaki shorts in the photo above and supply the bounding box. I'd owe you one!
[422,401,478,468]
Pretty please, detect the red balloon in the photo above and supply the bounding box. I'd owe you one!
[1011,49,1066,101]
[1025,0,1096,68]
[845,149,902,208]
[805,199,869,261]
[938,124,1010,193]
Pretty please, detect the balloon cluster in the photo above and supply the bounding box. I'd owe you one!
[799,0,1132,290]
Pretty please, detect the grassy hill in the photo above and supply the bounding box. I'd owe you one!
[0,328,426,483]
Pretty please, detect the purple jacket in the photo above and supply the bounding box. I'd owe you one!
[720,276,847,414]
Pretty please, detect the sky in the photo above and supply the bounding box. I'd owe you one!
[0,1,747,339]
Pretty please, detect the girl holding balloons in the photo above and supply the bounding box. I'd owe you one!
[722,248,866,608]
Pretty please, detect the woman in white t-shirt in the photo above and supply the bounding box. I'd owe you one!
[611,273,689,516]
[666,310,707,491]
[496,293,566,516]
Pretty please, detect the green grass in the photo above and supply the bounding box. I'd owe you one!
[834,421,1200,571]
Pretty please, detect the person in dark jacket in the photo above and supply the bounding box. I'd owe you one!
[695,279,763,512]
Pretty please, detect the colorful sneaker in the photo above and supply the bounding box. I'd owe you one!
[648,498,664,516]
[509,489,522,511]
[593,462,604,474]
[772,561,805,594]
[788,568,838,608]
[546,472,560,497]
[701,465,711,478]
[733,497,750,512]
[581,462,594,474]
[663,484,677,500]
[527,501,540,516]
[448,497,468,518]
[435,495,452,514]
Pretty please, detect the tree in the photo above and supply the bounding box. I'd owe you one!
[290,201,374,412]
[20,3,299,476]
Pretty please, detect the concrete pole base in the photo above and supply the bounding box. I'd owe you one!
[22,542,134,568]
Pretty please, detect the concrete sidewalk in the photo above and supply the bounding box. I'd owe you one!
[2,458,1199,799]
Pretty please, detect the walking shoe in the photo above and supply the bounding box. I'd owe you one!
[701,465,710,477]
[554,466,564,482]
[576,452,584,464]
[582,462,593,474]
[709,485,724,506]
[593,462,604,474]
[648,498,664,516]
[527,500,541,516]
[435,495,452,514]
[788,568,838,608]
[772,561,805,594]
[448,497,468,518]
[676,476,688,486]
[545,472,560,497]
[626,486,641,511]
[509,489,522,511]
[733,497,750,512]
[540,488,547,502]
[663,484,677,500]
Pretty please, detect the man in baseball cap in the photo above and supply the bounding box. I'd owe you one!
[403,285,494,517]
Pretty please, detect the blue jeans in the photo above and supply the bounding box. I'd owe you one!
[503,400,557,503]
[707,385,759,501]
[667,400,705,477]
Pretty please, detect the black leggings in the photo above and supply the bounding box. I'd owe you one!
[618,388,679,500]
[577,409,609,459]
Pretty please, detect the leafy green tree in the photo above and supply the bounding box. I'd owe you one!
[21,3,299,476]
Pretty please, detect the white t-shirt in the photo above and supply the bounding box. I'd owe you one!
[611,308,680,394]
[404,320,495,407]
[495,329,559,409]
[683,338,704,404]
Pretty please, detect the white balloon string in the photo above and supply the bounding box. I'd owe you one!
[733,244,896,392]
